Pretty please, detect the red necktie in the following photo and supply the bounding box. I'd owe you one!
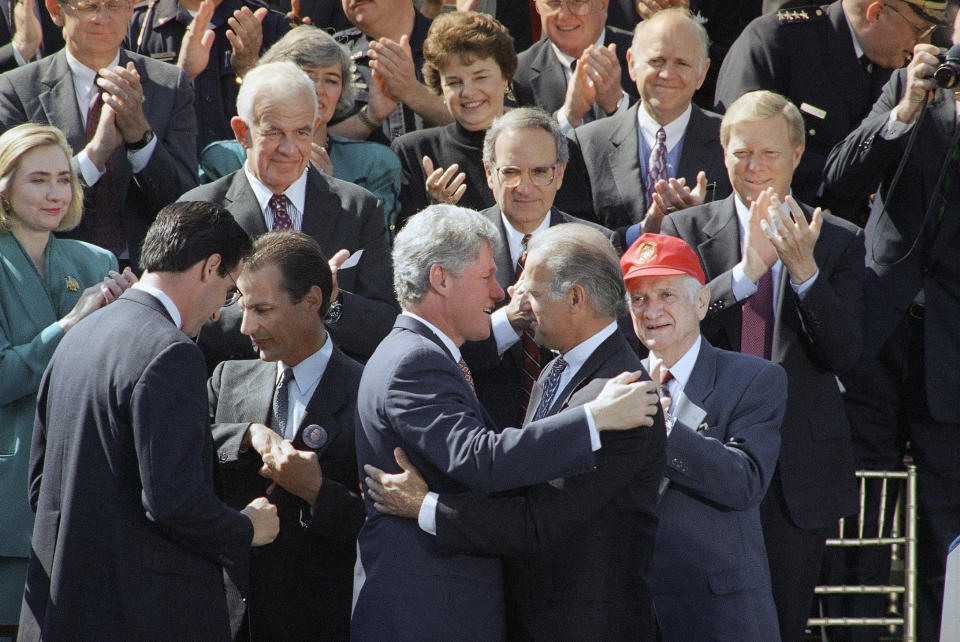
[84,77,125,257]
[646,127,667,205]
[741,270,774,359]
[457,358,476,393]
[269,193,293,230]
[516,234,543,423]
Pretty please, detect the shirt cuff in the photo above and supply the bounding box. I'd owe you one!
[491,307,521,355]
[584,406,601,451]
[127,134,158,173]
[555,107,576,136]
[417,491,439,536]
[881,109,913,139]
[605,91,630,117]
[75,150,104,187]
[790,268,819,299]
[12,44,35,67]
[731,262,758,302]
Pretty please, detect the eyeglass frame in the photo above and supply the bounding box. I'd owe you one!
[492,164,560,188]
[536,0,603,17]
[883,2,937,41]
[224,272,243,307]
[63,0,132,15]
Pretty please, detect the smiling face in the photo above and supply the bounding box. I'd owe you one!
[441,243,504,345]
[536,0,609,60]
[724,114,803,205]
[233,90,316,194]
[301,63,343,127]
[6,144,73,236]
[47,0,133,68]
[628,274,707,367]
[238,263,324,366]
[515,249,574,353]
[439,56,506,132]
[485,126,566,234]
[628,13,708,125]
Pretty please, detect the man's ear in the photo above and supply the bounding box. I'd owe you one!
[201,253,223,281]
[483,161,496,192]
[301,284,324,312]
[428,263,448,294]
[45,0,63,26]
[695,284,710,321]
[231,117,251,149]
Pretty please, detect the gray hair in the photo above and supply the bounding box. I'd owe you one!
[236,61,318,127]
[392,204,502,307]
[482,107,569,166]
[633,7,709,70]
[258,25,356,117]
[526,223,627,319]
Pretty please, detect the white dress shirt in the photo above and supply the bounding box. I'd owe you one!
[647,334,701,436]
[244,166,308,232]
[276,335,333,438]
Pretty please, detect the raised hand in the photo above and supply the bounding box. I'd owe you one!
[176,0,216,82]
[762,194,822,286]
[227,6,268,78]
[422,156,467,205]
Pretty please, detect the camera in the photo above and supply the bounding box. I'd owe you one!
[934,44,960,89]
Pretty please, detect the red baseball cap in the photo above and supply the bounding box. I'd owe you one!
[620,233,706,286]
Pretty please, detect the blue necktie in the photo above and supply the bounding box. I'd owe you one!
[532,356,569,422]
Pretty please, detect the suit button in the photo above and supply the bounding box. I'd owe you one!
[218,452,228,463]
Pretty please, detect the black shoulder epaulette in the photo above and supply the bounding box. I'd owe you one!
[132,0,152,11]
[777,6,826,24]
[334,27,362,45]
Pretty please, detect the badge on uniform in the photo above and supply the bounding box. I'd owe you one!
[301,423,328,450]
[65,276,80,292]
[800,103,827,120]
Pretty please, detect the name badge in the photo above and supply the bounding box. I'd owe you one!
[800,103,827,120]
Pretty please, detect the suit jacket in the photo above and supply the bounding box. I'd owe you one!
[823,69,960,423]
[461,204,611,428]
[571,102,731,230]
[513,25,638,115]
[180,167,397,366]
[20,289,252,641]
[0,234,116,560]
[352,314,599,641]
[714,1,890,211]
[208,348,364,641]
[661,194,865,529]
[0,49,198,268]
[435,329,665,641]
[0,0,64,72]
[649,339,784,641]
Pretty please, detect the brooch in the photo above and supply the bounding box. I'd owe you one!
[65,276,79,292]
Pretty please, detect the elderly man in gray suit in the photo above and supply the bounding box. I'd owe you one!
[621,232,785,641]
[180,60,397,365]
[0,0,198,270]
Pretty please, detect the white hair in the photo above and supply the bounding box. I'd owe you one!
[235,61,318,126]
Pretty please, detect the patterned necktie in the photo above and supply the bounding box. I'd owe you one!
[272,366,295,439]
[516,233,543,423]
[646,127,667,205]
[532,356,569,422]
[269,193,293,230]
[457,358,476,393]
[740,270,774,360]
[84,76,125,257]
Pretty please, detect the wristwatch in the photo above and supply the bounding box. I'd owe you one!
[128,129,155,151]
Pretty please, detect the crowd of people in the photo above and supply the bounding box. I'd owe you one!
[0,0,958,640]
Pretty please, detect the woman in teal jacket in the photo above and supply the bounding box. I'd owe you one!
[0,124,135,623]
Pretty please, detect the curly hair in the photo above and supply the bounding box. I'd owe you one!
[421,10,518,95]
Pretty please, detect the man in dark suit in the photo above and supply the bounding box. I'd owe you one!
[208,231,364,641]
[821,34,960,639]
[621,232,784,640]
[571,8,730,231]
[714,0,947,216]
[458,107,606,428]
[352,203,661,640]
[364,223,665,640]
[0,0,63,71]
[20,202,279,640]
[514,0,637,134]
[180,61,397,365]
[657,90,866,642]
[0,0,199,270]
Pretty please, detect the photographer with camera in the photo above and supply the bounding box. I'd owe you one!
[821,10,960,639]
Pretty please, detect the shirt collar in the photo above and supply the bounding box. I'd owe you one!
[243,164,309,214]
[637,102,693,152]
[500,211,551,267]
[733,192,792,240]
[278,334,333,395]
[560,321,618,372]
[549,28,606,69]
[131,281,183,330]
[842,3,866,60]
[66,48,120,103]
[402,310,462,362]
[649,334,701,393]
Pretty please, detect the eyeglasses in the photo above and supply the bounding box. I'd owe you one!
[884,3,937,41]
[493,165,558,188]
[537,0,601,17]
[224,272,243,307]
[64,0,131,14]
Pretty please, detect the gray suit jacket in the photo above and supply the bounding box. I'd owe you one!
[180,167,398,365]
[648,339,784,641]
[0,49,198,268]
[571,102,731,230]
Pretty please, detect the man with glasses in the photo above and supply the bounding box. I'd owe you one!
[513,0,637,134]
[0,0,199,271]
[714,0,947,220]
[459,107,610,429]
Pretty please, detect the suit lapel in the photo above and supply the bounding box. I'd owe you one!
[225,172,269,236]
[670,340,715,434]
[529,41,567,109]
[294,347,348,453]
[677,106,716,188]
[490,207,516,293]
[697,198,743,346]
[606,104,647,223]
[0,233,57,330]
[820,2,871,122]
[238,362,277,426]
[300,168,340,247]
[38,52,86,153]
[550,330,621,416]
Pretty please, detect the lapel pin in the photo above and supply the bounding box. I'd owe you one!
[697,421,709,432]
[65,276,80,292]
[302,424,328,450]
